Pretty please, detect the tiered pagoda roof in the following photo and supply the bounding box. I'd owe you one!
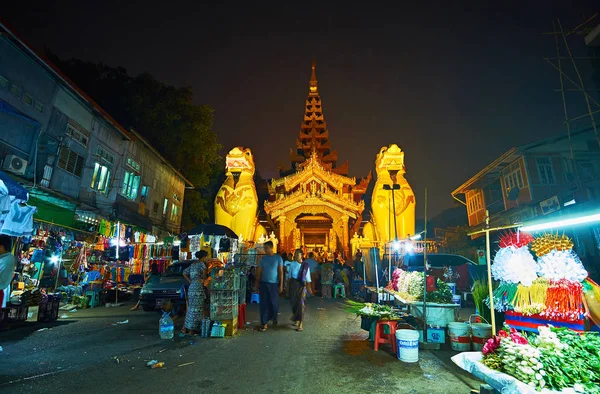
[288,60,348,176]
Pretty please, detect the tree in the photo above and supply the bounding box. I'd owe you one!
[47,53,221,230]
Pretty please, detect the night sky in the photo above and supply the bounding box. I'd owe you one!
[3,1,599,218]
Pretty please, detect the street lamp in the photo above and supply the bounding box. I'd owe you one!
[383,183,400,241]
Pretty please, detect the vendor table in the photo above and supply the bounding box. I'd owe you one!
[452,352,579,394]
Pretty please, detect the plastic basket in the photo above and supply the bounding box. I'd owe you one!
[210,322,226,338]
[209,268,240,291]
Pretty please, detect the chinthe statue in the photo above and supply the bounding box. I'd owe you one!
[215,147,267,242]
[363,144,415,243]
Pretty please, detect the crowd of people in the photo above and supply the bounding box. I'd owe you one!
[253,241,363,333]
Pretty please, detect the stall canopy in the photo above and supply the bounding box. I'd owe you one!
[186,224,237,238]
[404,253,476,268]
[0,170,28,201]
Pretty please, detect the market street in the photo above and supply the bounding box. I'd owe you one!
[0,297,482,394]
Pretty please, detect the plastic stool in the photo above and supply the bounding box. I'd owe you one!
[250,293,260,304]
[333,284,346,299]
[238,303,247,329]
[86,290,100,308]
[374,320,397,353]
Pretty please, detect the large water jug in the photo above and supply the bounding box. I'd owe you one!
[159,312,174,339]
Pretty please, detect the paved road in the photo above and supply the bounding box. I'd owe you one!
[0,297,481,394]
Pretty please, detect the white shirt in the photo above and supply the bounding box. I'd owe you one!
[287,261,311,283]
[0,251,16,289]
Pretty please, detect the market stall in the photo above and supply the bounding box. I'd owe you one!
[486,231,597,333]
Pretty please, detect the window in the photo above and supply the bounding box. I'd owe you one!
[504,169,524,191]
[10,84,22,98]
[467,192,483,215]
[0,75,8,89]
[66,123,88,147]
[34,101,44,113]
[126,157,140,172]
[536,157,555,185]
[172,193,180,202]
[96,146,114,165]
[170,204,179,222]
[90,162,111,194]
[57,147,85,177]
[163,198,169,216]
[141,185,149,202]
[152,201,159,214]
[22,92,34,107]
[121,171,140,200]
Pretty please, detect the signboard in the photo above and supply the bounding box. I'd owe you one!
[540,196,560,216]
[477,249,486,265]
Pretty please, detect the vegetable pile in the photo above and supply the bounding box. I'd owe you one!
[482,325,600,393]
[387,269,453,304]
[343,300,403,319]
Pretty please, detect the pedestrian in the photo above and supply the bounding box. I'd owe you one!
[288,248,313,331]
[320,259,334,298]
[247,266,257,302]
[305,252,320,295]
[333,252,343,272]
[130,263,160,311]
[256,241,283,332]
[281,251,293,298]
[182,250,209,335]
[353,251,364,281]
[0,235,16,308]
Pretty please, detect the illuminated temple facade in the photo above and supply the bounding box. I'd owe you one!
[264,61,371,255]
[215,61,416,256]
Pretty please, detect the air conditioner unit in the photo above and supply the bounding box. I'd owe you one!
[2,155,27,176]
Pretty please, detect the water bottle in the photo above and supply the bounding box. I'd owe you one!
[159,312,174,339]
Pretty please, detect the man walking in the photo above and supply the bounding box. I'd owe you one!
[305,252,320,295]
[256,241,283,332]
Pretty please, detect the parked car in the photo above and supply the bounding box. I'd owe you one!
[139,260,192,312]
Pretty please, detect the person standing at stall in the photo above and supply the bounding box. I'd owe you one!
[182,250,209,335]
[255,241,283,332]
[0,235,16,308]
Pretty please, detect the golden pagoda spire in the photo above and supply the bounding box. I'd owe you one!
[309,58,318,95]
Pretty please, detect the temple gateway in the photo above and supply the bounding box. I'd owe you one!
[215,61,415,256]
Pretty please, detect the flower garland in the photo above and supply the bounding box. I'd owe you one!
[491,246,538,286]
[512,278,548,316]
[537,249,588,282]
[541,279,584,321]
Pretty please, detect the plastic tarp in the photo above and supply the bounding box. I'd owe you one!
[0,170,28,201]
[451,352,578,394]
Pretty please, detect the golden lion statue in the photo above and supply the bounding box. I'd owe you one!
[215,147,266,242]
[363,144,415,243]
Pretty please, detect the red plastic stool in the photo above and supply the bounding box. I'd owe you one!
[374,320,398,353]
[238,303,247,329]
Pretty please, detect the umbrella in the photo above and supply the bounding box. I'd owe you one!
[0,170,28,201]
[404,253,476,268]
[185,224,237,238]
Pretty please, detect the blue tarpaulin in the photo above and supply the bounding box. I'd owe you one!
[0,170,29,201]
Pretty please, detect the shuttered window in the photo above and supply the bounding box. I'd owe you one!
[57,147,85,177]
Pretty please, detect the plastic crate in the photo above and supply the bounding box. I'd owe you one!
[38,294,61,322]
[1,304,29,323]
[210,300,239,320]
[238,274,247,304]
[223,317,238,336]
[210,268,240,291]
